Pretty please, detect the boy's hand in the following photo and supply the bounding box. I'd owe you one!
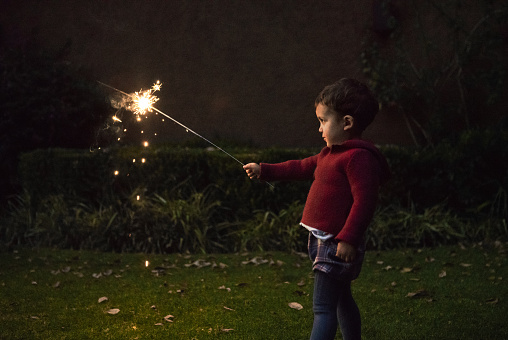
[335,241,357,263]
[243,163,261,179]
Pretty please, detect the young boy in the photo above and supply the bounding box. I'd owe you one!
[243,78,390,340]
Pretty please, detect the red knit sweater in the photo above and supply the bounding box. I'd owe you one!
[259,140,390,247]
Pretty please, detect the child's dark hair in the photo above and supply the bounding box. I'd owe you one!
[315,78,379,132]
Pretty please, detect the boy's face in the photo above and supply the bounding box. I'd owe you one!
[316,103,348,147]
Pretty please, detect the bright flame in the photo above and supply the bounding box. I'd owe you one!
[112,116,122,123]
[131,81,161,117]
[145,260,149,267]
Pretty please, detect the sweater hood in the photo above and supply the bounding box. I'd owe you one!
[330,139,391,184]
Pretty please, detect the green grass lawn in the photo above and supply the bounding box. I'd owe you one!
[0,243,506,339]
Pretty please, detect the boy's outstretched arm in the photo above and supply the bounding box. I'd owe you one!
[243,163,260,179]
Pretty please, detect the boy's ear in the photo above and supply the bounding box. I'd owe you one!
[343,115,354,131]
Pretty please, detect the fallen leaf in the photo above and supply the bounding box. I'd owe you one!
[218,285,231,292]
[297,279,306,286]
[184,259,211,268]
[223,306,235,311]
[288,302,303,310]
[53,281,61,288]
[92,273,102,279]
[155,323,163,326]
[486,298,499,305]
[242,257,269,265]
[439,270,447,278]
[400,267,413,273]
[406,289,430,298]
[61,266,71,273]
[103,269,113,276]
[107,308,120,315]
[221,328,234,332]
[459,263,472,267]
[164,315,174,322]
[98,296,108,303]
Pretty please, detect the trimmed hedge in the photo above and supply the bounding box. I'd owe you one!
[18,146,314,216]
[5,129,507,252]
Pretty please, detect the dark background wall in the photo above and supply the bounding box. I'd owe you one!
[1,0,504,147]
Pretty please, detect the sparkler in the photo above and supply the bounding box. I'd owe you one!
[98,80,245,167]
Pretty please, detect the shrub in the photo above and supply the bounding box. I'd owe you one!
[3,129,507,252]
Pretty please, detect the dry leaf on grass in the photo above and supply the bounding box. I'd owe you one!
[107,308,120,315]
[218,285,231,292]
[98,296,108,303]
[406,289,430,298]
[288,302,303,310]
[164,315,174,322]
[184,259,211,268]
[242,257,269,265]
[486,298,499,305]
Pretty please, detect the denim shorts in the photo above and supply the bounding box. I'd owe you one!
[308,233,365,282]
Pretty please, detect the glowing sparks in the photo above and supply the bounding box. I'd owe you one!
[104,80,162,123]
[114,170,119,176]
[98,80,265,183]
[145,260,149,267]
[130,81,161,117]
[152,80,162,91]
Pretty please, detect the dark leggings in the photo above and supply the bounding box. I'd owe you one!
[310,270,361,340]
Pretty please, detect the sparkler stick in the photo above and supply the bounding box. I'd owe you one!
[150,106,245,167]
[98,81,274,187]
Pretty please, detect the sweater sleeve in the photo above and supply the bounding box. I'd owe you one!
[259,154,318,182]
[336,150,381,247]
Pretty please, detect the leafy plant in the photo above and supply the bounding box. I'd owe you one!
[362,0,508,145]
